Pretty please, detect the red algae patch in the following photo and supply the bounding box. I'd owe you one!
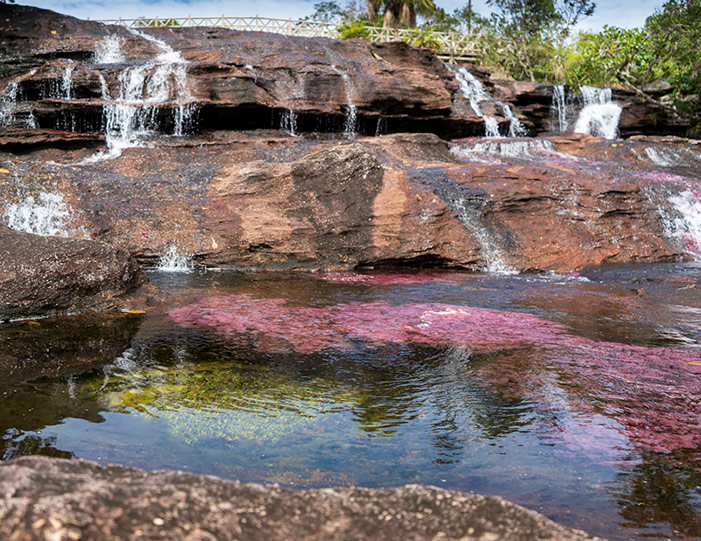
[169,294,701,455]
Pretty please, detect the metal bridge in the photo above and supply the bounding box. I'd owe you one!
[93,16,481,62]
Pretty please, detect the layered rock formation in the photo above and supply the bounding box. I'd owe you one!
[0,456,598,540]
[0,3,688,140]
[2,132,696,273]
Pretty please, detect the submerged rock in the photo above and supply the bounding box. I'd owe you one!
[0,224,150,320]
[0,456,599,540]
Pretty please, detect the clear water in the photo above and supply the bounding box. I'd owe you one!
[1,265,699,540]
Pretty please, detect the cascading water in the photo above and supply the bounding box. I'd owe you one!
[156,244,194,273]
[447,64,527,138]
[454,198,515,274]
[95,35,125,64]
[61,63,74,100]
[281,109,298,137]
[0,70,38,128]
[414,170,516,274]
[330,65,357,139]
[551,84,568,132]
[574,86,621,139]
[4,192,73,237]
[454,138,556,160]
[87,32,196,161]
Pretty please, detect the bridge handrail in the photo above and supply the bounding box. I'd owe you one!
[94,16,482,60]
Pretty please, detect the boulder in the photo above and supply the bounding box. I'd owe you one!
[0,456,600,541]
[0,224,150,320]
[1,132,692,273]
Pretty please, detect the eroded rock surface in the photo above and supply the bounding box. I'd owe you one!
[0,456,600,541]
[3,132,696,273]
[0,224,150,319]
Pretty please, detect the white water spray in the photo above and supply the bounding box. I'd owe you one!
[281,109,298,136]
[95,35,126,64]
[0,69,38,128]
[574,86,621,140]
[157,244,193,273]
[668,190,701,259]
[4,192,73,237]
[88,31,195,161]
[448,64,526,138]
[551,84,568,132]
[454,198,516,274]
[331,66,357,139]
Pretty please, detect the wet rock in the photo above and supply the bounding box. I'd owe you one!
[0,224,150,320]
[0,126,103,149]
[0,456,600,540]
[1,132,695,273]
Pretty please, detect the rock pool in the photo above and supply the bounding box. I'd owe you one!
[1,264,699,540]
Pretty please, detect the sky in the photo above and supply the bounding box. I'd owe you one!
[17,0,667,33]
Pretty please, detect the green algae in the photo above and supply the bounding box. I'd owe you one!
[82,361,370,444]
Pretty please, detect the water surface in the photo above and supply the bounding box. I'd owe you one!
[1,265,699,540]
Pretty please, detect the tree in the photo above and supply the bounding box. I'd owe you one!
[308,0,367,23]
[565,0,700,132]
[483,0,595,81]
[381,0,437,33]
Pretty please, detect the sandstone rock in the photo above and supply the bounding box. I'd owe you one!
[0,132,693,273]
[0,224,150,320]
[0,456,600,541]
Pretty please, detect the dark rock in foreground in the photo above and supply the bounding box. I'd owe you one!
[0,225,150,320]
[0,456,600,540]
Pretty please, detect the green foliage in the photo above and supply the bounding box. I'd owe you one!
[480,0,596,82]
[404,25,441,50]
[564,0,700,129]
[338,20,372,39]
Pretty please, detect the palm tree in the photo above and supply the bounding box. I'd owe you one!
[381,0,436,33]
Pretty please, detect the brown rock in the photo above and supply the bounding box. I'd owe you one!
[0,224,150,320]
[0,456,601,541]
[1,132,693,273]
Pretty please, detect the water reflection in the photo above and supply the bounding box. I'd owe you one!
[0,267,699,540]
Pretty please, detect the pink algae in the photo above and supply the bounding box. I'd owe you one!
[168,294,701,454]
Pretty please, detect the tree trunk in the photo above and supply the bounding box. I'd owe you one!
[400,2,411,26]
[367,0,378,24]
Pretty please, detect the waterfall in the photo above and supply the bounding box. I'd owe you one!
[415,171,516,274]
[87,32,196,161]
[455,139,556,160]
[61,63,74,100]
[95,35,125,64]
[0,70,38,128]
[156,244,194,273]
[4,192,73,237]
[574,85,621,139]
[340,73,357,139]
[448,64,526,138]
[454,198,515,274]
[551,84,567,132]
[281,109,298,137]
[330,65,357,139]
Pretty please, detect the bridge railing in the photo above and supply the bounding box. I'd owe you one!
[94,16,481,62]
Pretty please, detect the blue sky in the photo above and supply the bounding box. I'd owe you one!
[19,0,666,32]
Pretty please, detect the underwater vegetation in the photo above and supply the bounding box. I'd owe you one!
[169,294,701,455]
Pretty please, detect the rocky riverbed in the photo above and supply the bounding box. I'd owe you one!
[1,3,700,540]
